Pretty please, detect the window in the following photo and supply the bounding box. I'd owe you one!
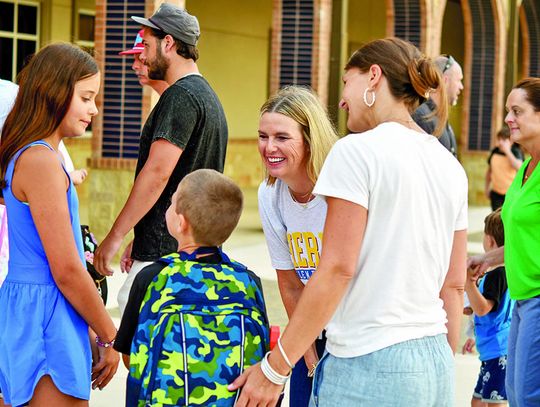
[393,0,423,49]
[75,9,95,134]
[522,0,540,77]
[279,0,313,87]
[76,9,95,50]
[0,0,39,81]
[467,0,496,151]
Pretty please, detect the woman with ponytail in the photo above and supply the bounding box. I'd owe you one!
[231,37,468,406]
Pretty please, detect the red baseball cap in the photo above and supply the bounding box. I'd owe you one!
[119,29,144,55]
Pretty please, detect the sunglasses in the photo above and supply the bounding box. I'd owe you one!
[441,54,456,73]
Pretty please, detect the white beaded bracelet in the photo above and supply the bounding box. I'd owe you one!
[277,337,295,369]
[260,352,291,385]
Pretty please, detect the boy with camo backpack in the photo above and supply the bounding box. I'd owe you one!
[114,169,269,406]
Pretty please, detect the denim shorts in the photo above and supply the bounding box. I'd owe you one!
[309,334,454,407]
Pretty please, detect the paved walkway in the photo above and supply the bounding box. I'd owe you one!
[90,200,492,406]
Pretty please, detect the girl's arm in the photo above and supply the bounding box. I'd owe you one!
[14,146,119,388]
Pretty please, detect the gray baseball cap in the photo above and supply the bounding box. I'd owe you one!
[132,3,200,46]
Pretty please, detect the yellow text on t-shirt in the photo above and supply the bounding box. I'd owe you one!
[286,232,323,269]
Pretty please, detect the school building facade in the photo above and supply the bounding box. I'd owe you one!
[1,0,539,244]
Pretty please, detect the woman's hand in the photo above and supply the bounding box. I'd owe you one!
[91,345,120,390]
[467,247,504,279]
[228,363,284,407]
[462,338,476,354]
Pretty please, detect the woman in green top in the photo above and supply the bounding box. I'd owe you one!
[469,77,540,406]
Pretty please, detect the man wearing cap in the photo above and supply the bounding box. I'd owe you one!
[412,54,464,158]
[95,3,228,316]
[119,29,168,96]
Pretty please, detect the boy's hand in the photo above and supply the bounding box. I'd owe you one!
[70,168,88,185]
[467,254,489,280]
[462,338,476,354]
[466,266,480,283]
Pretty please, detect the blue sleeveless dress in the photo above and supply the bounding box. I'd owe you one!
[0,141,91,406]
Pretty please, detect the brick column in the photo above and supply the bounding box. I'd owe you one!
[312,0,332,105]
[269,0,283,95]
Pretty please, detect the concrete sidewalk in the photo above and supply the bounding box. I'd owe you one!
[90,201,491,406]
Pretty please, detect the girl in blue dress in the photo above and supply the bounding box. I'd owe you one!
[0,43,119,407]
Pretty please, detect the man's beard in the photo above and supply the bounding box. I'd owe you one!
[148,47,169,80]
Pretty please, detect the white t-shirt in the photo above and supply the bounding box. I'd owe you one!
[0,80,18,131]
[313,122,468,358]
[58,140,75,172]
[258,179,327,284]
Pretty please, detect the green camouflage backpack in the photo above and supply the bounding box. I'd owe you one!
[127,247,269,406]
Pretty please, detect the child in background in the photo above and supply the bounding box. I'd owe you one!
[114,169,269,406]
[465,208,513,406]
[485,127,524,210]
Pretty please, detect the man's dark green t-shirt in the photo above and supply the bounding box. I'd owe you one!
[132,74,228,261]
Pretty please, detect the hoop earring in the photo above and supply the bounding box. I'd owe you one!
[363,88,376,107]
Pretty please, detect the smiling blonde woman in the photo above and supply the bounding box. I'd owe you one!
[257,85,338,406]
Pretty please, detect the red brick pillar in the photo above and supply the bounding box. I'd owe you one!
[270,0,332,104]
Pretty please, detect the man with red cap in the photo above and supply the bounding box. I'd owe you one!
[119,29,168,95]
[95,4,229,318]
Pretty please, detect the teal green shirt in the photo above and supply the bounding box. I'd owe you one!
[501,158,540,300]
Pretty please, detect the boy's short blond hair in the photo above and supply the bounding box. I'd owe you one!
[484,208,504,247]
[174,169,243,247]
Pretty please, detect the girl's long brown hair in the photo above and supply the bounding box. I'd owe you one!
[0,42,98,188]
